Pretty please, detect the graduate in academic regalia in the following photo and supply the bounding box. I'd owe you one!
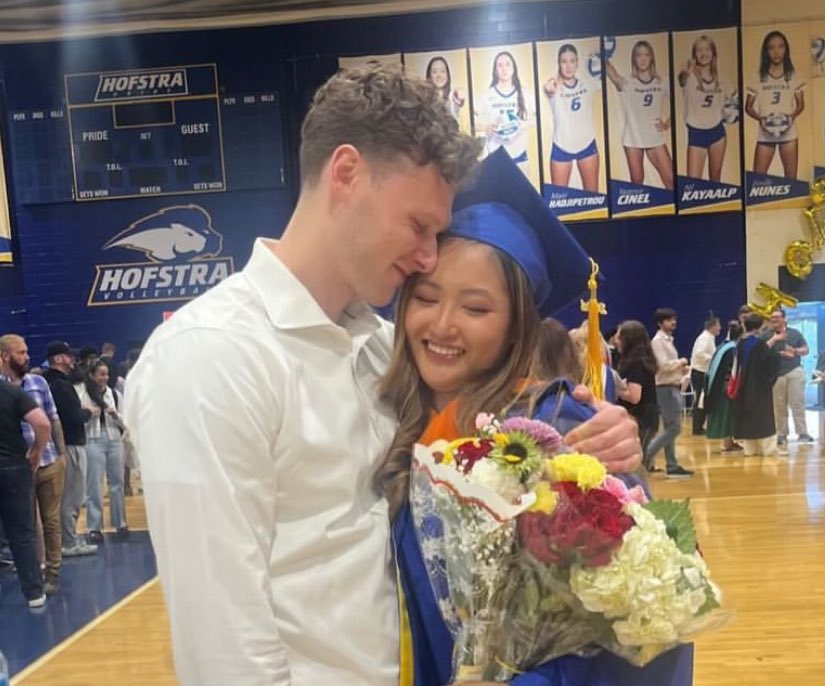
[379,149,694,686]
[729,313,781,456]
[704,320,743,452]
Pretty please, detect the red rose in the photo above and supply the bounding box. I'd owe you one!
[518,481,633,568]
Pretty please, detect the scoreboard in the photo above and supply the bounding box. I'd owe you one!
[7,63,285,205]
[65,65,225,201]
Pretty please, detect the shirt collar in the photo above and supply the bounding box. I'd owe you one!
[243,238,382,339]
[656,330,673,342]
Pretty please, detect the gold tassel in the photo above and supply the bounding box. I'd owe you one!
[580,258,607,401]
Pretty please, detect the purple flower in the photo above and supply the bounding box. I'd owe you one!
[500,417,563,453]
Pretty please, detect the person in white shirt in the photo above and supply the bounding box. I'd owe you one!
[476,51,535,173]
[689,315,721,435]
[125,65,642,686]
[678,35,736,181]
[606,40,674,189]
[543,43,601,192]
[647,308,694,478]
[744,30,805,178]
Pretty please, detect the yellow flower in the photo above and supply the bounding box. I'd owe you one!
[547,453,607,491]
[528,481,558,514]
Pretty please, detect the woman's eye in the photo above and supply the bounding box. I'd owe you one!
[465,306,490,315]
[413,294,437,305]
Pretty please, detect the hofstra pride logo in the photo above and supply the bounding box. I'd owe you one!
[87,205,234,306]
[94,68,188,102]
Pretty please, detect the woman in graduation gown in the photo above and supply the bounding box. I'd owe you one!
[704,321,743,452]
[379,150,694,686]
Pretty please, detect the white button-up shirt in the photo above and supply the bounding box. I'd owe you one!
[125,239,399,686]
[651,330,685,386]
[689,329,717,374]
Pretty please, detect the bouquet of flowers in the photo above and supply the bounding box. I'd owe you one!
[410,413,728,682]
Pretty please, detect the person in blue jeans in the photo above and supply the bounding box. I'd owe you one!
[379,151,693,685]
[76,360,128,542]
[0,380,51,607]
[647,309,694,479]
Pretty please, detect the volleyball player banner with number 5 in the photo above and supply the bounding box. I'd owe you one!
[536,37,609,221]
[672,27,742,215]
[604,32,676,218]
[742,22,814,209]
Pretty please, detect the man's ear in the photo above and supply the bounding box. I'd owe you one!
[328,144,363,198]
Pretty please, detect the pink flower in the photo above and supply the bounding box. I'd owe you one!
[599,475,649,505]
[475,413,497,431]
[500,417,563,453]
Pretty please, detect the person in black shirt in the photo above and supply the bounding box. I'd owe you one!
[0,379,51,606]
[615,320,660,466]
[43,341,98,556]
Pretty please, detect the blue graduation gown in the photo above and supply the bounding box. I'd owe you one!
[394,382,694,686]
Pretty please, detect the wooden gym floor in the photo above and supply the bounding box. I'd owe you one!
[2,413,824,685]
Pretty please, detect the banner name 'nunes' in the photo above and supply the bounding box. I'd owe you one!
[88,205,234,306]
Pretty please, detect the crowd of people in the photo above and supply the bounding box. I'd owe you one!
[0,338,140,607]
[602,304,819,470]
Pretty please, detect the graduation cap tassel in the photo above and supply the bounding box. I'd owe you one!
[580,258,607,401]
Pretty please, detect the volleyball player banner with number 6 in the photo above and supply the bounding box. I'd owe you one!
[536,36,609,222]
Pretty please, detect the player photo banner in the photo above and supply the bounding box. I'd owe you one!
[536,37,608,221]
[470,43,541,190]
[403,49,472,135]
[672,27,742,214]
[743,23,814,209]
[604,33,676,217]
[811,21,825,179]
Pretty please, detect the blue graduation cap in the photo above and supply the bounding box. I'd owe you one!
[448,148,592,317]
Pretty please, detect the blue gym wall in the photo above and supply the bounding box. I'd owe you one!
[0,0,744,361]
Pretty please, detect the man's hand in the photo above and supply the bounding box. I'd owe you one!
[565,385,642,474]
[26,448,42,471]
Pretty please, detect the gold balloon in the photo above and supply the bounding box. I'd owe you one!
[803,202,825,252]
[783,240,814,279]
[810,176,825,206]
[747,282,798,320]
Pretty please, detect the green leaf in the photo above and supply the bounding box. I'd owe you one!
[643,499,697,554]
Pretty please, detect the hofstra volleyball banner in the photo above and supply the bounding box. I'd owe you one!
[672,27,742,214]
[742,22,814,209]
[536,36,609,221]
[604,32,676,217]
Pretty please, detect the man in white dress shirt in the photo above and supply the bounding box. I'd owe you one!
[125,65,643,686]
[689,315,720,435]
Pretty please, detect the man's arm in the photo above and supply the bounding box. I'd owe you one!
[651,336,687,372]
[50,379,92,427]
[23,406,51,470]
[40,381,67,457]
[126,329,289,686]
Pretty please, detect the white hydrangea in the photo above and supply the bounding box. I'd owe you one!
[570,502,717,651]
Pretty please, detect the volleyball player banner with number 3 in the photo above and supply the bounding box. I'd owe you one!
[742,22,815,209]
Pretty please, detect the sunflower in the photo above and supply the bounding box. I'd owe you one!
[489,431,543,480]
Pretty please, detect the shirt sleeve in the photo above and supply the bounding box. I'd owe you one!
[125,327,289,686]
[14,384,38,420]
[651,336,683,372]
[37,378,60,421]
[790,329,808,349]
